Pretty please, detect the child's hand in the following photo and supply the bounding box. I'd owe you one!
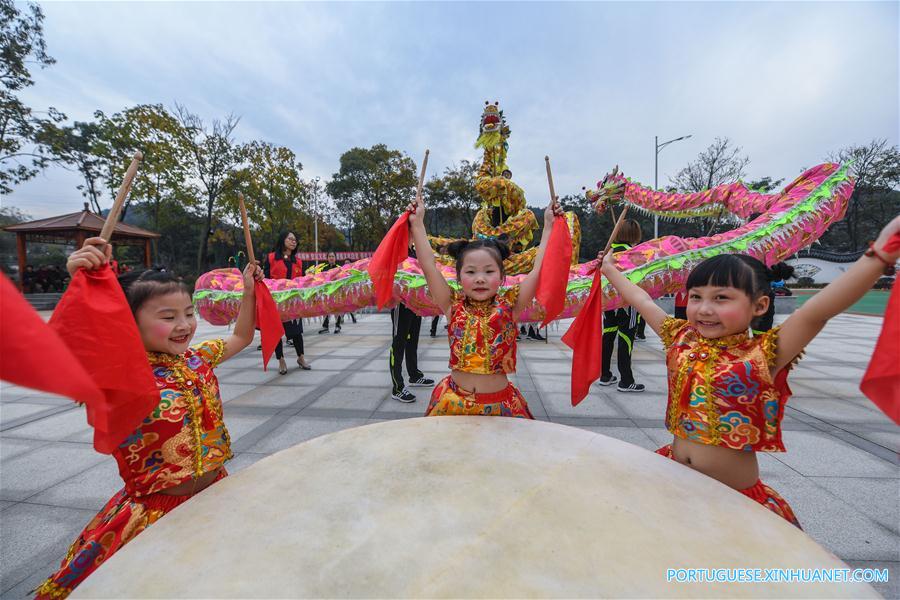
[406,190,426,230]
[874,215,900,261]
[597,249,616,273]
[242,261,261,290]
[66,237,111,276]
[544,197,564,227]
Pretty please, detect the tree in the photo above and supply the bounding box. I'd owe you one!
[38,120,106,213]
[223,141,312,251]
[424,160,481,238]
[173,103,241,271]
[824,139,900,251]
[745,176,784,193]
[0,0,64,193]
[671,137,750,193]
[326,144,417,250]
[95,104,193,224]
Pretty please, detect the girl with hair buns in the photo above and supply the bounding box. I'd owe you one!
[405,189,563,418]
[598,215,900,527]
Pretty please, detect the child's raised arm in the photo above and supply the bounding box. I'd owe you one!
[514,199,565,318]
[600,251,668,334]
[773,215,900,374]
[221,262,262,362]
[407,192,453,315]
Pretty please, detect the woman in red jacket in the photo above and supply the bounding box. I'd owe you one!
[264,232,311,373]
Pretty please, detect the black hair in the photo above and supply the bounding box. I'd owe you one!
[770,262,795,281]
[274,231,298,259]
[686,254,772,299]
[447,238,510,278]
[118,268,192,315]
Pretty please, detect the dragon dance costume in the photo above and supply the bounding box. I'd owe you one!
[425,287,533,418]
[655,317,801,528]
[35,340,233,599]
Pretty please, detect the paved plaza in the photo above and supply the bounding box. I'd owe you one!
[1,312,897,598]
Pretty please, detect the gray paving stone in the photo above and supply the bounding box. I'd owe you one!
[222,414,275,442]
[843,560,898,600]
[226,385,318,408]
[576,426,657,450]
[2,408,90,442]
[810,477,900,533]
[608,392,668,420]
[372,394,428,415]
[329,346,381,357]
[0,403,59,423]
[0,438,45,462]
[775,430,897,478]
[343,371,394,387]
[308,387,385,412]
[218,382,258,402]
[787,397,892,424]
[225,452,268,473]
[246,417,368,454]
[0,502,96,594]
[27,459,122,510]
[0,500,14,511]
[1,557,61,600]
[217,369,285,385]
[0,444,106,501]
[857,430,900,453]
[542,391,624,418]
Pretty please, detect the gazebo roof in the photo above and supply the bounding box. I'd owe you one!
[3,205,160,241]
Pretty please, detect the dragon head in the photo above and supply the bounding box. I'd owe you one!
[586,166,626,215]
[479,101,507,136]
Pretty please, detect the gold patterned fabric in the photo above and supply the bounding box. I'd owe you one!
[448,287,519,374]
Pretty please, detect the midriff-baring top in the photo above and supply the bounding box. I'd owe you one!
[113,339,232,496]
[448,287,519,375]
[659,317,799,453]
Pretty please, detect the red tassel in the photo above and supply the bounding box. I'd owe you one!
[536,217,573,326]
[860,233,900,424]
[561,269,604,406]
[48,265,159,454]
[0,273,103,406]
[255,280,285,371]
[368,212,410,309]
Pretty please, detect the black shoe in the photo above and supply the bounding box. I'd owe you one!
[392,388,416,403]
[256,344,262,350]
[597,374,618,387]
[318,328,329,335]
[635,335,646,341]
[430,333,437,337]
[409,376,435,387]
[287,340,294,347]
[527,327,545,341]
[333,327,341,334]
[351,315,357,323]
[617,382,646,393]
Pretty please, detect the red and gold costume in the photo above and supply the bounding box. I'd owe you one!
[657,317,801,527]
[426,287,532,418]
[35,340,232,599]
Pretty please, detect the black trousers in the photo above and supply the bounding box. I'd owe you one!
[430,315,441,336]
[322,314,343,329]
[602,308,638,386]
[390,304,424,392]
[275,320,304,359]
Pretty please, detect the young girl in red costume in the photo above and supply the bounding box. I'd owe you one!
[35,237,261,599]
[406,190,563,418]
[600,215,900,527]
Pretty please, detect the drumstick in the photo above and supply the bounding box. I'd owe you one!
[544,156,558,205]
[99,150,143,241]
[603,206,630,255]
[238,193,256,266]
[416,149,430,198]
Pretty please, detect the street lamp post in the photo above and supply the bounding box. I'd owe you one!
[654,134,692,238]
[313,176,320,266]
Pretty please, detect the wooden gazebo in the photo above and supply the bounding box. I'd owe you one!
[3,203,160,290]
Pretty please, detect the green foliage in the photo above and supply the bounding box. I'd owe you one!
[0,0,63,193]
[326,144,417,250]
[424,160,481,238]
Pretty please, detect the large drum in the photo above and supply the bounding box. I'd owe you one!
[73,418,876,598]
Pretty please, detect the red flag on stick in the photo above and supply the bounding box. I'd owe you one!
[239,193,284,371]
[368,149,428,310]
[368,212,410,309]
[860,233,900,424]
[0,273,103,405]
[536,216,572,326]
[561,269,604,406]
[50,265,159,453]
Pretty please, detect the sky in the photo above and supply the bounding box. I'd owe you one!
[5,0,899,220]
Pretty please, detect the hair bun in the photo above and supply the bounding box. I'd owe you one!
[446,240,470,259]
[491,238,511,261]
